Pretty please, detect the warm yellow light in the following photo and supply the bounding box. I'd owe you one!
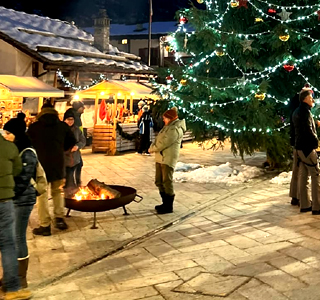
[130,92,135,96]
[73,94,80,100]
[122,39,128,45]
[100,91,105,96]
[117,92,122,97]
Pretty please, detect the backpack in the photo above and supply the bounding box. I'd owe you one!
[20,148,47,196]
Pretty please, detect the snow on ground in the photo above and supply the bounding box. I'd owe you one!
[175,162,202,172]
[270,171,292,185]
[174,162,264,184]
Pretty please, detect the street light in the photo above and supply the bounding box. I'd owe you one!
[148,0,153,66]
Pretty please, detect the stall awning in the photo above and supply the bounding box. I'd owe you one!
[0,75,64,98]
[75,80,158,100]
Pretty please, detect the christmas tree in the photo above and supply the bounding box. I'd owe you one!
[156,0,320,166]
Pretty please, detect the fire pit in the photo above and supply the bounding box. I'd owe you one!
[65,179,143,229]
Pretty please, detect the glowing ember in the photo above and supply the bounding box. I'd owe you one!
[73,186,109,201]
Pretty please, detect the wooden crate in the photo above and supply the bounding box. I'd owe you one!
[92,125,116,154]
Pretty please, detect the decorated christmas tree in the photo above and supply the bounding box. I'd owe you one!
[156,0,320,166]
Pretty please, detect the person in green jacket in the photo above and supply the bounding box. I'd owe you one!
[0,133,32,300]
[149,107,186,214]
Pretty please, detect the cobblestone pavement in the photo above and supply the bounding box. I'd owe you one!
[11,142,319,300]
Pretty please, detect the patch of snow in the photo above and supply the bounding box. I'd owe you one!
[270,171,292,185]
[174,162,264,184]
[175,162,201,172]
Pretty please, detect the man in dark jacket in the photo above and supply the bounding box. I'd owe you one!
[28,104,76,236]
[292,89,320,214]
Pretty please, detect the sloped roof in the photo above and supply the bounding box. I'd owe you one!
[76,80,158,99]
[0,6,154,74]
[0,75,64,97]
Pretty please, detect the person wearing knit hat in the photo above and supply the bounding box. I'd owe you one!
[3,115,36,296]
[137,105,153,155]
[71,101,85,132]
[63,108,86,191]
[149,107,186,214]
[27,104,76,236]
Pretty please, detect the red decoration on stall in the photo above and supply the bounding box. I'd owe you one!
[238,0,248,8]
[283,64,295,72]
[317,10,320,20]
[179,16,188,24]
[268,8,277,14]
[99,99,106,120]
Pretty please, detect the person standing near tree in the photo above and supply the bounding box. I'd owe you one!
[0,123,32,300]
[28,103,76,236]
[137,105,153,155]
[149,107,186,214]
[293,89,320,215]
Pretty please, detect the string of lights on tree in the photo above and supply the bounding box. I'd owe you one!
[158,0,320,136]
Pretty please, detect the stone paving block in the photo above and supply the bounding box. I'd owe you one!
[34,282,80,298]
[174,266,206,281]
[193,254,234,273]
[245,241,292,255]
[210,244,250,260]
[144,242,181,258]
[299,270,320,286]
[238,283,289,300]
[225,235,261,249]
[89,286,159,300]
[279,245,318,261]
[115,272,180,291]
[284,285,320,300]
[223,262,276,277]
[173,272,250,297]
[257,269,307,292]
[178,239,228,253]
[137,260,198,277]
[47,291,86,300]
[241,229,271,240]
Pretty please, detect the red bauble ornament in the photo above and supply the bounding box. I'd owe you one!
[283,64,295,72]
[179,16,188,24]
[268,8,277,14]
[317,10,320,21]
[238,0,248,8]
[166,75,173,81]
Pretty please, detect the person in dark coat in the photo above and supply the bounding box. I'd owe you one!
[27,104,76,236]
[71,101,85,187]
[3,113,36,290]
[0,121,33,300]
[293,89,320,214]
[63,108,86,191]
[137,105,153,155]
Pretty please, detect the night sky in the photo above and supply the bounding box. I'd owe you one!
[0,0,202,26]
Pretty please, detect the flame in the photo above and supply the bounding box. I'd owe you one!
[101,194,105,199]
[73,186,106,201]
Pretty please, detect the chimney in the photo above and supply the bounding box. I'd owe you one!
[94,9,111,53]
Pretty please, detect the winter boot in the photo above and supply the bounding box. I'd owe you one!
[157,194,174,214]
[155,192,167,211]
[4,289,32,300]
[54,218,68,230]
[18,257,29,289]
[32,225,51,236]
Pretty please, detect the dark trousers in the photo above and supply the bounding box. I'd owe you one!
[138,134,150,154]
[289,148,299,200]
[65,164,79,189]
[0,200,20,292]
[75,157,83,186]
[155,163,174,196]
[15,204,34,258]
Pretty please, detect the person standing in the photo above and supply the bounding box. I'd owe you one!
[149,107,186,214]
[28,103,76,236]
[137,105,153,155]
[293,89,320,214]
[63,108,86,190]
[0,125,32,300]
[3,114,36,291]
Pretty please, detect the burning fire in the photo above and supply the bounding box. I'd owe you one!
[73,187,108,201]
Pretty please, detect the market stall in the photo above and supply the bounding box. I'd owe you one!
[0,75,64,128]
[74,80,158,154]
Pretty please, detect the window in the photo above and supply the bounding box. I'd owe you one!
[121,39,128,45]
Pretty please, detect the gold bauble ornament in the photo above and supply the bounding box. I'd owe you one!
[216,51,225,57]
[255,93,266,101]
[197,0,204,3]
[230,1,239,8]
[279,34,290,42]
[165,45,171,52]
[180,79,187,86]
[255,17,264,22]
